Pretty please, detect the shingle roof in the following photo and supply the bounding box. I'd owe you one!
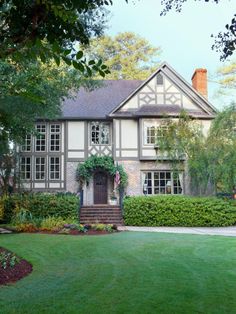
[62,80,142,119]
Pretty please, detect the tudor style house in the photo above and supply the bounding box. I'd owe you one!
[19,62,216,208]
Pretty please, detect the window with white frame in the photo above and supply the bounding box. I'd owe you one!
[35,157,46,180]
[144,121,168,145]
[142,171,183,195]
[35,124,46,151]
[21,135,31,152]
[91,122,110,145]
[50,124,60,151]
[49,157,60,180]
[20,157,31,180]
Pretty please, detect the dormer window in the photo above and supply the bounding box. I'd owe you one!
[91,122,110,145]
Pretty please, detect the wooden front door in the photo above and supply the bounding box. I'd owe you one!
[94,172,108,204]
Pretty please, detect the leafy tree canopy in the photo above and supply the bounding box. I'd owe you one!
[158,106,236,195]
[0,0,128,76]
[160,0,236,60]
[0,59,98,144]
[83,32,161,79]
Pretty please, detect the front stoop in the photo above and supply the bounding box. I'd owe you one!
[79,205,124,225]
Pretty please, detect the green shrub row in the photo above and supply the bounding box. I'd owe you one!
[0,193,79,223]
[123,195,236,227]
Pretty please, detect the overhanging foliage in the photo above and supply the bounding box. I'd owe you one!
[76,155,128,190]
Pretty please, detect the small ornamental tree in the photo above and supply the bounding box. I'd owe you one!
[158,105,236,195]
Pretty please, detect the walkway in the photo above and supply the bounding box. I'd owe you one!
[0,228,12,234]
[118,226,236,237]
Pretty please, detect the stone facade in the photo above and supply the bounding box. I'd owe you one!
[66,162,79,193]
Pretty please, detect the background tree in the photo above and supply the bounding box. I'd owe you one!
[83,32,161,79]
[158,106,236,195]
[0,0,124,76]
[211,60,236,104]
[160,0,236,60]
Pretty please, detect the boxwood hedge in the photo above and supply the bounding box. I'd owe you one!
[123,195,236,227]
[1,193,79,223]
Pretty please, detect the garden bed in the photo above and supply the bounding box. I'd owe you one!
[0,248,32,286]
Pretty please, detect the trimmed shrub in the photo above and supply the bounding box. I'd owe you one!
[1,193,79,223]
[123,195,236,227]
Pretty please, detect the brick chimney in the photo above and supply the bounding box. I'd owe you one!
[191,68,207,99]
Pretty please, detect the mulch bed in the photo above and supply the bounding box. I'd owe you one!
[36,230,117,236]
[0,248,32,286]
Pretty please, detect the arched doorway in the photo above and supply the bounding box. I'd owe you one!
[93,171,108,204]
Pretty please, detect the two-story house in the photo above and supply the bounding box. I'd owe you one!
[19,62,216,208]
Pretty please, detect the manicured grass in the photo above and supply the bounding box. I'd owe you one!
[0,232,236,314]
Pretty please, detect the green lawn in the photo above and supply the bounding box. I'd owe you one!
[0,232,236,314]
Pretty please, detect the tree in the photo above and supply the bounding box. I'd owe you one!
[83,32,161,79]
[0,0,127,76]
[160,0,236,60]
[158,106,236,195]
[0,59,99,144]
[216,60,236,89]
[212,60,236,103]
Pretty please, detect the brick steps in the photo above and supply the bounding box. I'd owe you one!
[80,206,123,225]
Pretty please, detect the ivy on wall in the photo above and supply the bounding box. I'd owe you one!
[76,155,128,190]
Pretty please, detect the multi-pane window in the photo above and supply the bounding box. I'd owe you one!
[144,121,168,145]
[91,122,110,145]
[50,124,60,151]
[21,135,31,152]
[20,157,31,180]
[50,157,60,180]
[35,124,46,151]
[142,171,183,195]
[35,157,46,180]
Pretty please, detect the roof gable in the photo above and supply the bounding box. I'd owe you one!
[109,62,217,117]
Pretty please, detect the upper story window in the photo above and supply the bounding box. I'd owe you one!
[21,135,31,152]
[144,120,168,145]
[50,124,60,151]
[91,122,110,145]
[35,124,46,152]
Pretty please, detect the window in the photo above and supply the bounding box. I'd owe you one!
[21,135,31,152]
[35,157,46,180]
[20,157,31,180]
[156,73,164,85]
[50,157,60,180]
[91,122,110,145]
[50,124,60,151]
[35,124,46,151]
[142,171,183,195]
[144,121,168,145]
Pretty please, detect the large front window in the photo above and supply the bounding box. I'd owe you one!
[142,171,183,195]
[35,157,46,180]
[50,157,60,180]
[20,157,31,180]
[91,122,110,145]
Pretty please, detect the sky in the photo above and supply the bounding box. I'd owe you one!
[106,0,236,109]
